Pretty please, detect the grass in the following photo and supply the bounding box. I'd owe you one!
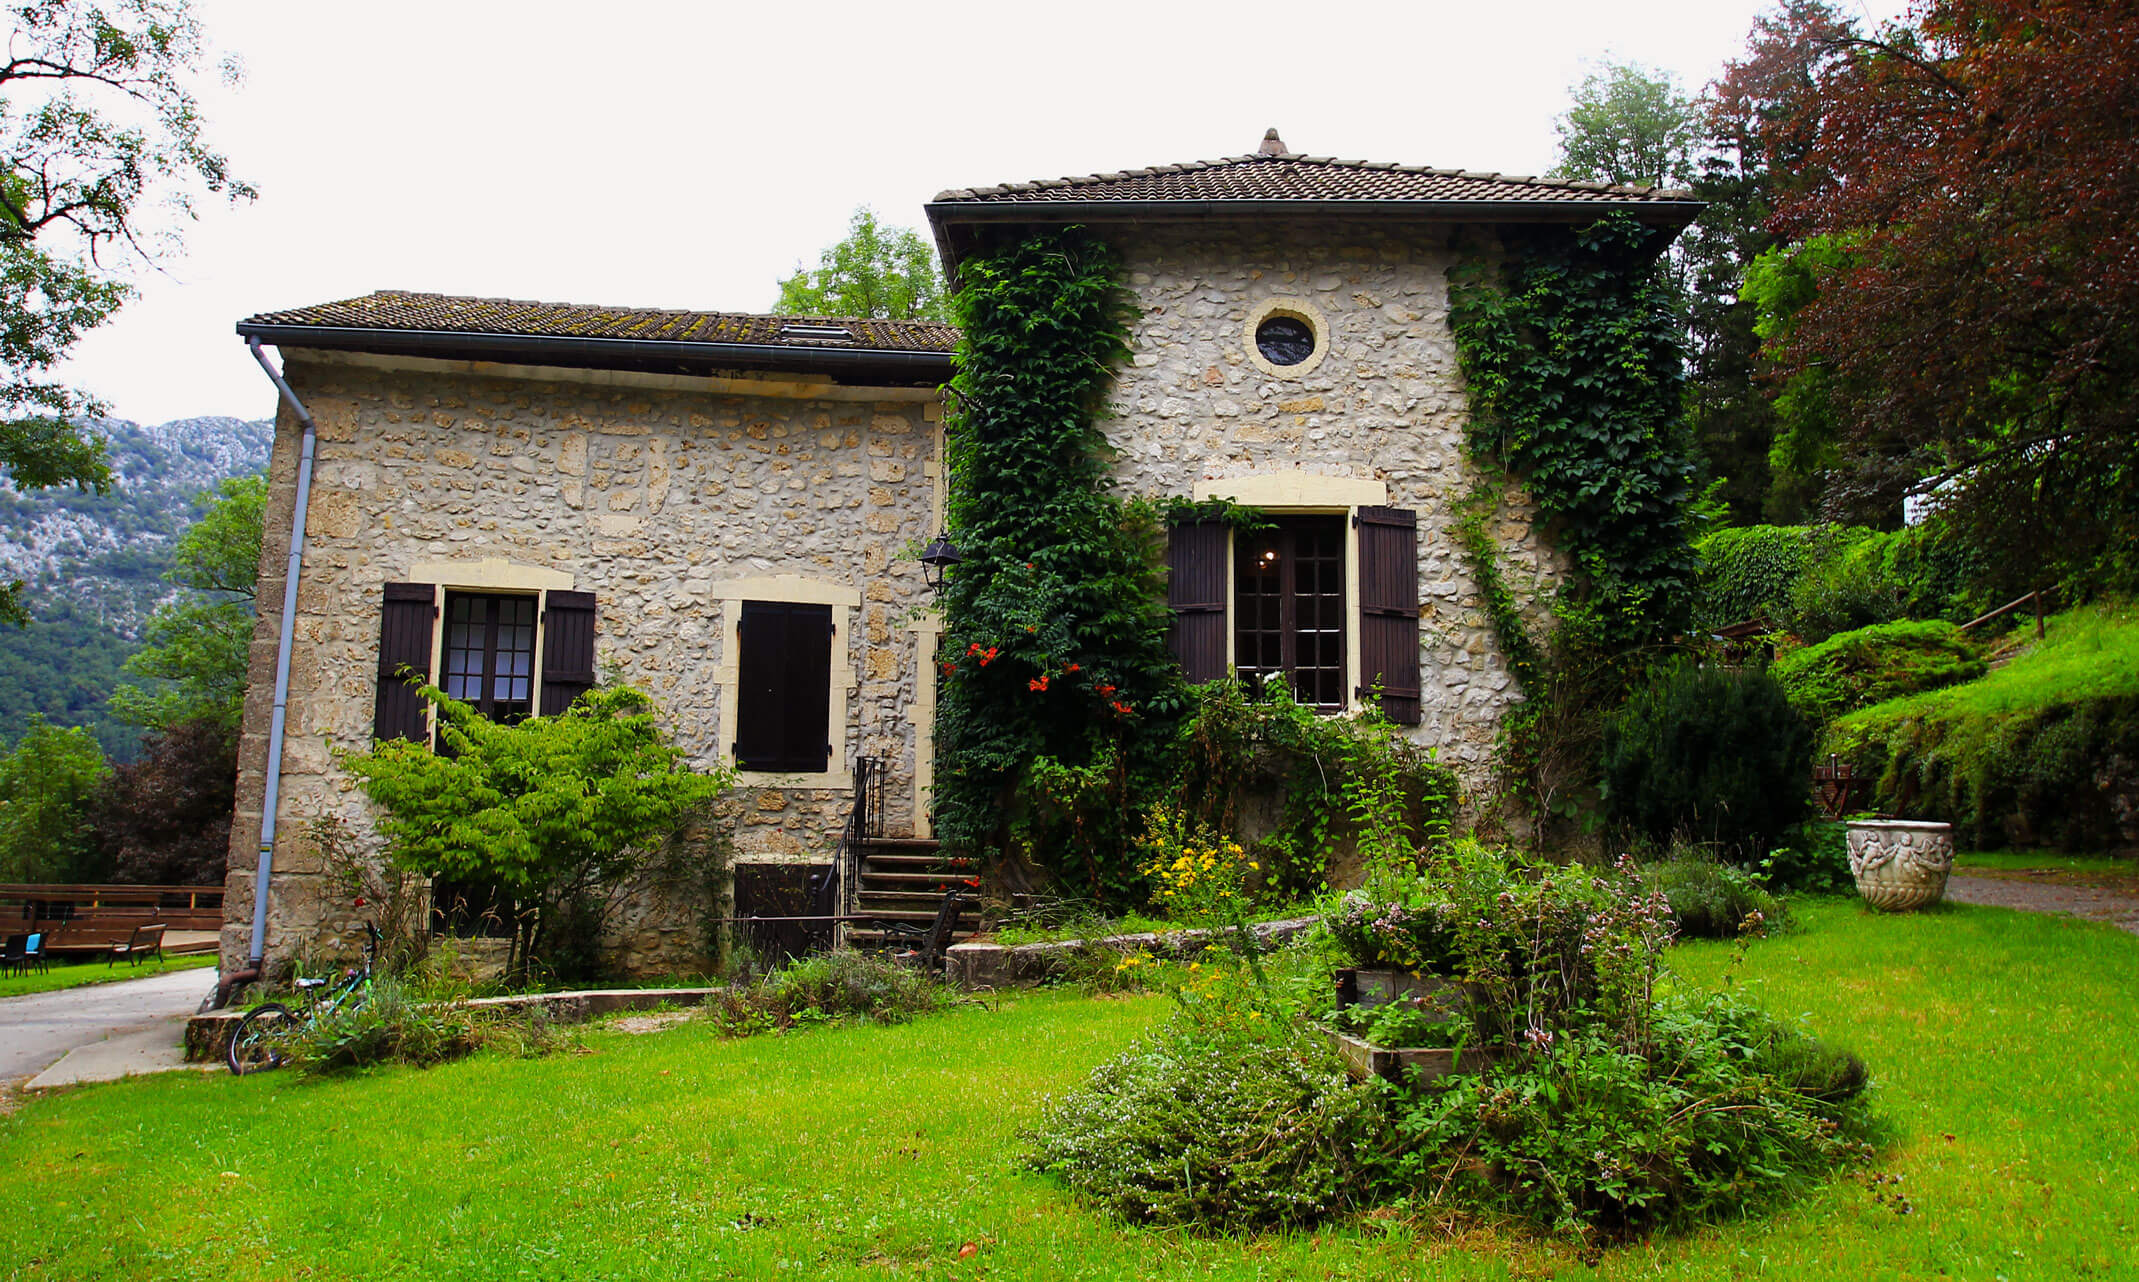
[0,950,215,1000]
[1826,601,2139,848]
[1,900,2134,1278]
[1956,849,2137,877]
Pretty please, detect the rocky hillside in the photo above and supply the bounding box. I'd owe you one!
[0,416,272,757]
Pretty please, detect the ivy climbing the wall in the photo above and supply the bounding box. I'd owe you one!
[934,227,1186,903]
[1450,213,1700,648]
[1448,214,1703,834]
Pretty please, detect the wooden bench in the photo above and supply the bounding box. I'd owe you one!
[43,911,159,958]
[108,922,166,967]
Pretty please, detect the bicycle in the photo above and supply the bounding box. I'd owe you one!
[227,921,380,1075]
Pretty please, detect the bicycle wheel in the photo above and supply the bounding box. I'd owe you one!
[227,1002,296,1076]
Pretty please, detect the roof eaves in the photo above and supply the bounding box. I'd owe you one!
[235,321,955,385]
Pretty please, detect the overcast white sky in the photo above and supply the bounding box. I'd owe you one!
[53,0,1910,426]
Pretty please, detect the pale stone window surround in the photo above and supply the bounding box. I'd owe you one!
[1192,474,1392,712]
[711,575,861,788]
[405,559,577,736]
[908,614,943,838]
[1243,297,1332,380]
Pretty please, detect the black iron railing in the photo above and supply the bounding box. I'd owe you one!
[812,755,886,926]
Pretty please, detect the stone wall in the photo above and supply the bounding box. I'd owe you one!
[1101,220,1566,782]
[221,354,942,978]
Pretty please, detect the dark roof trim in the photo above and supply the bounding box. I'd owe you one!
[233,321,954,387]
[925,196,1706,277]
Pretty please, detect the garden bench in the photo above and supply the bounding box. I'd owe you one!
[108,922,166,967]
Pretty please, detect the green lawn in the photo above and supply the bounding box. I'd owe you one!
[1,900,2134,1279]
[0,951,215,1000]
[1956,848,2138,879]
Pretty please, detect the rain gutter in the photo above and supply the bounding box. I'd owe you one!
[243,337,320,969]
[232,323,954,383]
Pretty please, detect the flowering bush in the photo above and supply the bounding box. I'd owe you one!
[1025,949,1389,1229]
[1135,805,1253,925]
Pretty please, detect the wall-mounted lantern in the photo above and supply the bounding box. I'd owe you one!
[920,533,964,594]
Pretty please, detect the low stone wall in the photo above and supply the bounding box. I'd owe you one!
[184,985,728,1063]
[944,916,1317,990]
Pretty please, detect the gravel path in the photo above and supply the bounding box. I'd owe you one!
[1945,873,2139,935]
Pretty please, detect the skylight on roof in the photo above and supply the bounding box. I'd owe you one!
[779,323,853,343]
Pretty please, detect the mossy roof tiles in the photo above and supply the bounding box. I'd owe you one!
[930,152,1695,206]
[242,291,959,353]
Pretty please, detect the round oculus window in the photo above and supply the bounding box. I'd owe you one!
[1254,314,1316,367]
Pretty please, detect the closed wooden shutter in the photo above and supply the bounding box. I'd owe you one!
[1355,506,1422,725]
[734,600,834,773]
[539,590,598,715]
[374,582,437,741]
[1167,518,1229,683]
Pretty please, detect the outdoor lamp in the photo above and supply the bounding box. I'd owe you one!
[920,532,964,593]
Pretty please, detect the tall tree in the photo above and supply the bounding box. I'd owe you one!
[772,206,950,322]
[1550,61,1699,189]
[108,473,262,732]
[0,0,253,624]
[1766,0,2139,596]
[1684,0,1860,523]
[0,717,109,881]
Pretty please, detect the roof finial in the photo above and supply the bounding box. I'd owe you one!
[1259,128,1287,157]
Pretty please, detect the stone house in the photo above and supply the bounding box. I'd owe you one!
[220,133,1696,978]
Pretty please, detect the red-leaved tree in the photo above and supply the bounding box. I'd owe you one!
[1765,0,2139,595]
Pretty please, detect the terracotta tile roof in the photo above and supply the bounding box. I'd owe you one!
[241,290,960,354]
[931,153,1693,208]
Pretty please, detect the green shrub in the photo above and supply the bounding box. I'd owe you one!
[1694,524,1826,628]
[1645,854,1783,939]
[1828,603,2139,848]
[1601,658,1816,861]
[276,979,583,1077]
[1024,1008,1389,1229]
[704,950,955,1036]
[1759,821,1853,895]
[1771,620,1986,723]
[1379,992,1874,1240]
[1787,524,1980,644]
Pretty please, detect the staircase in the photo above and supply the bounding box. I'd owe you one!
[841,836,984,950]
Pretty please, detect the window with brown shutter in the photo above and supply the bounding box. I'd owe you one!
[1167,518,1229,684]
[1235,516,1347,709]
[441,592,540,723]
[539,589,597,715]
[734,600,834,773]
[373,582,437,741]
[1355,505,1422,725]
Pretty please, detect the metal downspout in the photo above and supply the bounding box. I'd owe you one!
[245,337,319,967]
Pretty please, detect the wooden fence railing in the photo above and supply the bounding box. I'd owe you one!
[0,883,224,933]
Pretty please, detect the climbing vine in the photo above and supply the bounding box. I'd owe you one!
[934,228,1186,902]
[1449,213,1699,648]
[1447,215,1702,833]
[1172,679,1457,898]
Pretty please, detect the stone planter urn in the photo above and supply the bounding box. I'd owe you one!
[1846,819,1956,911]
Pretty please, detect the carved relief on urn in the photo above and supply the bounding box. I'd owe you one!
[1846,819,1957,911]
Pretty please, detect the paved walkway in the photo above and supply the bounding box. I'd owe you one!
[0,966,220,1086]
[1946,873,2139,936]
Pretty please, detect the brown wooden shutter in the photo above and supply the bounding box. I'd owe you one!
[539,589,598,715]
[374,582,437,741]
[1355,506,1421,725]
[734,601,834,773]
[1167,518,1229,683]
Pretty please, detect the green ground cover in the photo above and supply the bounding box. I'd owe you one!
[1956,849,2137,877]
[1,900,2132,1279]
[1827,602,2139,848]
[0,951,215,1000]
